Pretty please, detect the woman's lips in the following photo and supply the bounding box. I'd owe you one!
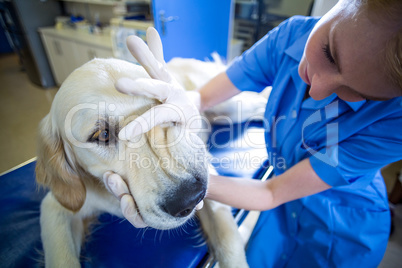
[304,68,311,85]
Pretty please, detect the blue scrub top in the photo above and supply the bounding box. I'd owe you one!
[227,16,402,268]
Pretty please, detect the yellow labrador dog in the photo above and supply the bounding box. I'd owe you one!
[36,30,268,267]
[35,54,271,267]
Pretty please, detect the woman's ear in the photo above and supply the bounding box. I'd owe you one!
[35,114,86,212]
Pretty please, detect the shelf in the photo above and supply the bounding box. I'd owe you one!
[39,27,112,49]
[60,0,150,6]
[61,0,119,5]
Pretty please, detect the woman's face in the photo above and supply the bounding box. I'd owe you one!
[299,0,401,102]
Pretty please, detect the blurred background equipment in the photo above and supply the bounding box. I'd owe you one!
[0,0,62,88]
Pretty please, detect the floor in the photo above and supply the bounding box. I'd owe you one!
[1,53,401,266]
[0,53,57,173]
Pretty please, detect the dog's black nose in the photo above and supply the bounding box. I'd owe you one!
[162,179,206,218]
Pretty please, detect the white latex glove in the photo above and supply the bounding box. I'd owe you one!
[116,27,202,141]
[103,172,148,228]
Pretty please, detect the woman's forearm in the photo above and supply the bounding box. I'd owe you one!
[206,158,331,211]
[206,174,274,211]
[197,72,241,112]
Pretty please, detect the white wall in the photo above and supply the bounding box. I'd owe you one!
[310,0,338,16]
[267,0,314,17]
[64,2,116,24]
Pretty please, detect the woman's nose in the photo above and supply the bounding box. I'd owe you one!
[308,74,338,100]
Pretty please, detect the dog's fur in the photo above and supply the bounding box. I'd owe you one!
[36,58,266,267]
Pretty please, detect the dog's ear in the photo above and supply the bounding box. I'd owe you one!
[35,115,86,212]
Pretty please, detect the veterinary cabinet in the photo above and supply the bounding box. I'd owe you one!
[40,34,78,85]
[39,27,113,86]
[74,42,114,68]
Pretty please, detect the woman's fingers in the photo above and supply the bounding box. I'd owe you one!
[118,27,201,141]
[120,195,148,228]
[116,77,201,141]
[103,172,130,199]
[118,103,185,140]
[115,77,173,102]
[103,172,147,228]
[146,27,165,65]
[126,34,172,83]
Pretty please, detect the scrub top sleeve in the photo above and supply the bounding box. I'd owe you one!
[310,116,402,187]
[226,16,307,93]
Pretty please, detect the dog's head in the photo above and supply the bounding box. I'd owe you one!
[36,58,208,229]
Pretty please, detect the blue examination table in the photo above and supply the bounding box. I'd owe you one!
[0,121,270,267]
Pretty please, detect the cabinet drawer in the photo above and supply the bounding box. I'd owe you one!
[40,29,114,86]
[41,34,79,85]
[75,42,114,67]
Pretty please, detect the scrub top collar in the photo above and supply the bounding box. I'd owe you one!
[284,31,309,62]
[284,29,366,112]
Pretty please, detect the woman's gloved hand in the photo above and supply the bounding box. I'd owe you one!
[103,172,148,228]
[105,28,203,228]
[116,27,202,141]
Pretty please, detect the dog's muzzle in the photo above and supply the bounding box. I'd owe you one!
[161,178,206,218]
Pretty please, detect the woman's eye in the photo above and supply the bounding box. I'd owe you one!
[322,44,336,65]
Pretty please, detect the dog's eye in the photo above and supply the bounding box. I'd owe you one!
[92,129,110,143]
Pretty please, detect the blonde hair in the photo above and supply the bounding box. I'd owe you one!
[360,0,402,91]
[384,29,402,91]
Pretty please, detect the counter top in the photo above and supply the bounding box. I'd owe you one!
[39,27,113,49]
[109,18,153,30]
